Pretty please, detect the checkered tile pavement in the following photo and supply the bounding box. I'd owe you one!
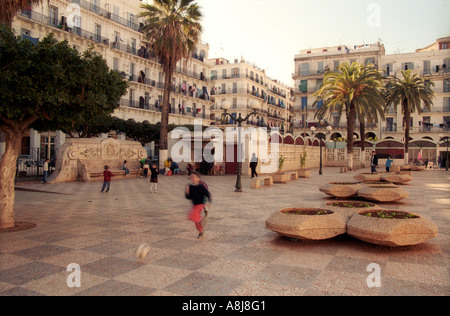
[1,168,449,296]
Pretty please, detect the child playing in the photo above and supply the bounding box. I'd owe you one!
[185,172,211,239]
[101,165,115,193]
[150,163,158,193]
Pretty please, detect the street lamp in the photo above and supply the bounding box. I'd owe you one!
[310,125,332,175]
[439,134,449,171]
[222,100,260,192]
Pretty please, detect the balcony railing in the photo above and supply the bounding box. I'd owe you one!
[20,10,109,46]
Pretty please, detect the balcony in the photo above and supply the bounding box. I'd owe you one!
[20,10,109,46]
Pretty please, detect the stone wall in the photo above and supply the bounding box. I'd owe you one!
[48,138,147,183]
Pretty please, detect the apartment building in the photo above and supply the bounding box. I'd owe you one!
[9,0,214,159]
[292,38,450,144]
[208,57,294,134]
[293,42,385,141]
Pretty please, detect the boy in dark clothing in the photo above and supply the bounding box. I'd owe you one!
[101,165,115,192]
[185,172,211,239]
[149,164,158,193]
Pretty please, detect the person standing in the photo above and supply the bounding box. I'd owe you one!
[101,165,115,193]
[143,162,149,178]
[185,172,211,239]
[385,155,394,172]
[43,158,50,183]
[149,163,158,193]
[123,160,130,176]
[370,151,378,173]
[249,153,258,178]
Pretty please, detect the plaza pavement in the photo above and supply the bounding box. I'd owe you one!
[0,167,449,296]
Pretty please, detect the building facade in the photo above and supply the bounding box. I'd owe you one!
[9,0,215,160]
[292,38,450,144]
[208,57,294,134]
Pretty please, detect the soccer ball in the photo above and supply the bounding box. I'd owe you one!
[136,243,150,260]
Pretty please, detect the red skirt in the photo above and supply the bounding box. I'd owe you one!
[188,204,204,223]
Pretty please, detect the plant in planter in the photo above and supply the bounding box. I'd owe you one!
[272,155,290,183]
[347,210,438,247]
[265,207,347,240]
[319,182,363,198]
[298,151,310,178]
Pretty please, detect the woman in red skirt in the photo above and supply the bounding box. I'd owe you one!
[185,172,211,239]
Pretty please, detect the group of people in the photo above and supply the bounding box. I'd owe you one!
[101,159,211,239]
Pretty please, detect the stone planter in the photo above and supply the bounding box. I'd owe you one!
[265,208,347,240]
[272,173,291,184]
[347,210,438,247]
[380,173,412,185]
[357,185,408,202]
[361,180,396,187]
[297,169,310,178]
[319,182,362,198]
[353,173,381,183]
[411,165,425,171]
[400,165,411,171]
[324,201,378,223]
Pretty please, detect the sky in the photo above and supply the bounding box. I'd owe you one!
[195,0,450,86]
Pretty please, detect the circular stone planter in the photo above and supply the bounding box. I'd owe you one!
[361,180,396,187]
[319,182,363,198]
[324,201,378,223]
[353,173,381,183]
[357,185,409,202]
[347,210,438,247]
[265,208,347,240]
[411,165,425,171]
[380,173,412,185]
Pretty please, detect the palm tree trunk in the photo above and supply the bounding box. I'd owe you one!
[346,103,356,170]
[403,101,411,165]
[0,127,23,229]
[360,120,366,167]
[159,61,175,169]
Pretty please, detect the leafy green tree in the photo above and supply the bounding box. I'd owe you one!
[384,69,435,164]
[140,0,203,167]
[313,62,385,169]
[0,27,127,228]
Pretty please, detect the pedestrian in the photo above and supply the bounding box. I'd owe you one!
[43,158,50,183]
[143,162,149,178]
[187,163,193,177]
[101,165,115,192]
[150,163,158,193]
[385,155,394,172]
[250,153,258,178]
[370,151,378,173]
[123,160,130,176]
[438,155,442,169]
[185,172,211,239]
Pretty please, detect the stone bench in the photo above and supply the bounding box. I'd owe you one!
[284,171,298,181]
[250,176,274,189]
[89,168,142,182]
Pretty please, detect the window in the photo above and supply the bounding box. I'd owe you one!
[301,97,308,110]
[49,6,58,27]
[365,57,375,65]
[231,68,239,78]
[385,63,393,76]
[222,69,227,79]
[113,58,119,71]
[333,60,339,71]
[317,62,324,74]
[299,80,308,93]
[95,24,102,42]
[232,83,237,93]
[444,98,450,112]
[403,62,414,70]
[131,38,136,54]
[444,79,450,93]
[423,60,431,75]
[299,63,309,76]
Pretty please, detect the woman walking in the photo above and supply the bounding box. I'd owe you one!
[150,163,158,193]
[185,172,211,239]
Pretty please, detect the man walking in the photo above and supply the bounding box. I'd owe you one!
[250,153,258,178]
[370,151,378,173]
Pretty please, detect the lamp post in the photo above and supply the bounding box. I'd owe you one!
[439,134,449,171]
[310,125,332,175]
[222,100,260,192]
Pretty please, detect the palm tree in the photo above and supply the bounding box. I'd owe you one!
[313,62,385,170]
[140,0,202,167]
[384,69,435,164]
[0,0,45,27]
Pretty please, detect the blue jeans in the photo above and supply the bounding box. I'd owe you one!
[124,168,130,175]
[43,171,48,183]
[101,182,111,192]
[371,165,377,173]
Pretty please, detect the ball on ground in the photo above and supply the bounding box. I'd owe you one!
[136,243,150,260]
